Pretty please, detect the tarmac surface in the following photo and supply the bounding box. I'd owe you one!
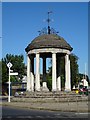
[0,95,90,119]
[1,106,89,119]
[1,96,89,112]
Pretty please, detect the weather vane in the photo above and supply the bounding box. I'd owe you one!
[38,11,59,35]
[47,11,53,26]
[46,11,53,34]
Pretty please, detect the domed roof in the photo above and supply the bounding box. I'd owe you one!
[25,34,73,52]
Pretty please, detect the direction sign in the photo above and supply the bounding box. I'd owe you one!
[10,70,13,72]
[10,72,18,75]
[7,62,12,68]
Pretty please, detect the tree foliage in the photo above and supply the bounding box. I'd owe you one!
[47,75,52,91]
[70,53,79,88]
[2,54,26,83]
[2,60,8,83]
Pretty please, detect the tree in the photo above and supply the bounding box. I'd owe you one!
[70,53,79,88]
[2,54,26,83]
[2,60,8,83]
[0,61,2,84]
[47,74,52,91]
[59,56,65,89]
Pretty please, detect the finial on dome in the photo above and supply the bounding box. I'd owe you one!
[47,11,53,34]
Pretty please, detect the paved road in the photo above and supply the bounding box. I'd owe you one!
[1,106,89,119]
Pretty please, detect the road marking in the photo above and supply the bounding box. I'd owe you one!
[75,113,89,115]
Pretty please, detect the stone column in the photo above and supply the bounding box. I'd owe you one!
[31,57,34,92]
[65,54,71,91]
[35,53,40,91]
[43,57,46,82]
[42,57,49,92]
[27,55,31,91]
[57,57,61,91]
[52,53,57,91]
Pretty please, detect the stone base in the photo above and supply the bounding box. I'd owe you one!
[35,89,41,92]
[65,89,71,92]
[41,82,49,92]
[41,87,49,92]
[52,89,57,92]
[57,89,61,92]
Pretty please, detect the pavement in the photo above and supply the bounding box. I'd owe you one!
[1,97,89,113]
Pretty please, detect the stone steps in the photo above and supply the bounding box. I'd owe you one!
[11,91,88,103]
[11,96,88,103]
[25,95,83,98]
[24,91,85,98]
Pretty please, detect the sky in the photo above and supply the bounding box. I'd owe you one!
[0,2,2,60]
[2,2,88,75]
[2,0,90,2]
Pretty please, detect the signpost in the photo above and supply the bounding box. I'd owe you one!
[9,73,18,75]
[7,62,18,102]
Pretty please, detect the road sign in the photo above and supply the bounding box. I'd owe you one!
[7,62,12,68]
[10,70,13,72]
[10,72,18,75]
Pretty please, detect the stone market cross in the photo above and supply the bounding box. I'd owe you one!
[25,12,73,92]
